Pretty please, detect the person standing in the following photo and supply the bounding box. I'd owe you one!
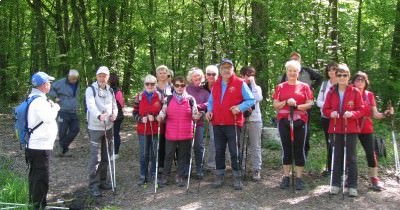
[49,69,80,157]
[203,65,219,170]
[273,60,314,190]
[132,75,163,185]
[323,64,364,197]
[316,62,338,176]
[109,73,125,160]
[240,66,263,181]
[186,67,209,178]
[26,72,59,209]
[205,59,255,190]
[157,76,201,186]
[85,66,118,197]
[351,71,393,191]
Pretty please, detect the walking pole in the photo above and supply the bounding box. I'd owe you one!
[104,121,115,192]
[186,120,197,194]
[197,122,208,192]
[389,101,400,182]
[342,117,348,200]
[289,106,295,193]
[111,124,116,192]
[240,117,248,181]
[234,114,242,190]
[143,115,148,189]
[148,116,156,195]
[154,121,161,198]
[329,118,337,194]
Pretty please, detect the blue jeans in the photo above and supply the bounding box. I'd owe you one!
[214,125,241,175]
[113,119,123,154]
[139,134,158,179]
[57,111,80,152]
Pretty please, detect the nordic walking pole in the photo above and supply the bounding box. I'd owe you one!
[104,120,115,192]
[342,117,348,200]
[289,106,295,193]
[111,124,116,191]
[197,121,208,192]
[148,115,156,195]
[388,101,400,182]
[234,114,242,190]
[186,120,197,195]
[143,114,148,189]
[330,117,337,194]
[240,117,248,181]
[154,121,161,198]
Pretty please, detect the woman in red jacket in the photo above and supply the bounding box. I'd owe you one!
[132,74,163,186]
[273,60,313,191]
[323,64,364,197]
[157,76,202,186]
[351,71,393,191]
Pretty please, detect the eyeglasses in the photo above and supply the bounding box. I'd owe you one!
[174,84,186,88]
[246,74,255,77]
[145,83,156,86]
[355,78,365,82]
[98,89,107,98]
[206,73,217,76]
[336,74,348,78]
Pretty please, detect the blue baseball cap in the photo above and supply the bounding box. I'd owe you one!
[220,58,234,66]
[31,72,55,87]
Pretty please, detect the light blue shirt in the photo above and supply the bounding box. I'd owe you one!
[207,80,255,112]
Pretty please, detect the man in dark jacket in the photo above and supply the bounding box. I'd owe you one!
[49,69,80,157]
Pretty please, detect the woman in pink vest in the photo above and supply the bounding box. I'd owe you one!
[157,76,201,186]
[351,71,393,191]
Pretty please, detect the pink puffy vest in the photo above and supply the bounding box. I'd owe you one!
[165,96,194,141]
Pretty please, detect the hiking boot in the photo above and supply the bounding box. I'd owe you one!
[137,177,147,186]
[348,188,358,197]
[159,175,169,186]
[100,183,112,190]
[279,176,290,189]
[55,144,64,157]
[196,171,204,180]
[212,175,224,188]
[62,149,73,157]
[89,188,102,198]
[330,186,340,195]
[295,177,304,190]
[175,174,184,187]
[321,170,330,177]
[252,170,261,181]
[232,171,243,190]
[370,177,385,191]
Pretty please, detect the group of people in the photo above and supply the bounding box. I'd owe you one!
[24,51,394,209]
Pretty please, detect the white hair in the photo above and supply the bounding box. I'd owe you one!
[156,65,169,75]
[186,67,205,83]
[205,65,218,75]
[285,60,301,72]
[144,74,157,83]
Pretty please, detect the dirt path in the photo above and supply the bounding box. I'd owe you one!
[1,113,400,209]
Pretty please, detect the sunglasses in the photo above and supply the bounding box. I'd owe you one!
[207,73,217,76]
[336,74,348,78]
[174,83,186,88]
[355,78,365,82]
[145,82,156,86]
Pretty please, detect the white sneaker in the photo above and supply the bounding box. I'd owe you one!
[348,188,358,197]
[111,154,119,161]
[330,186,340,195]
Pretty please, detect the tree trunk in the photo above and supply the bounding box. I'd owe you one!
[330,0,338,62]
[355,0,363,70]
[107,0,118,66]
[389,0,400,104]
[31,0,49,71]
[78,0,99,70]
[197,1,206,70]
[55,0,69,76]
[211,0,218,63]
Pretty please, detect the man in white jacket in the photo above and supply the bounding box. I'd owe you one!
[86,66,118,197]
[26,71,60,209]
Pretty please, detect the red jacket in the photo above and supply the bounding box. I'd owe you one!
[211,74,244,127]
[134,91,163,135]
[322,84,365,134]
[358,90,375,134]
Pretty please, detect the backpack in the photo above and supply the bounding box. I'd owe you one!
[113,89,124,121]
[83,85,96,114]
[320,81,328,100]
[14,95,43,149]
[374,135,387,159]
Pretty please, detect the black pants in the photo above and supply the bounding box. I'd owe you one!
[158,124,166,168]
[163,139,191,177]
[330,133,358,188]
[113,119,123,154]
[214,125,242,174]
[321,117,333,171]
[57,111,80,152]
[27,149,50,210]
[278,119,307,166]
[359,133,378,167]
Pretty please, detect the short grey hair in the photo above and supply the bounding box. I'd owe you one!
[144,74,157,84]
[186,67,205,83]
[205,65,218,75]
[285,60,301,72]
[156,65,169,75]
